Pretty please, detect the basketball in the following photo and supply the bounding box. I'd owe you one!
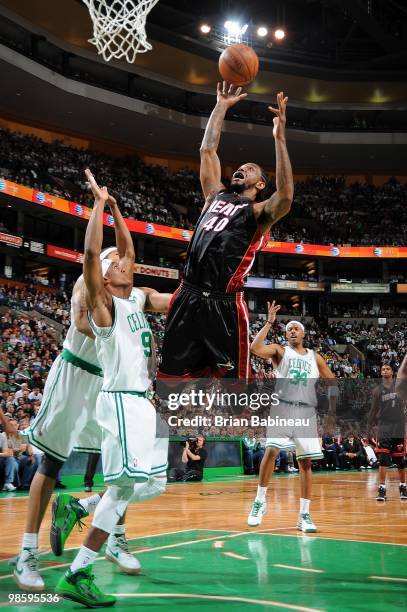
[219,43,259,86]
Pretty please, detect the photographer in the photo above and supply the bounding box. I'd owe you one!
[181,435,207,481]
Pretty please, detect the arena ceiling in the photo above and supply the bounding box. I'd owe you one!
[0,0,406,170]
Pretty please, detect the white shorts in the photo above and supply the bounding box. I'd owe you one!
[265,436,323,460]
[97,391,168,485]
[266,402,323,460]
[23,354,103,461]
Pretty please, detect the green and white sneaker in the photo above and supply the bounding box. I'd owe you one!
[105,534,141,575]
[51,494,89,556]
[13,548,45,591]
[247,499,267,527]
[297,512,317,533]
[55,565,116,608]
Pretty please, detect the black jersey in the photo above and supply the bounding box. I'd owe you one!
[375,382,405,438]
[184,191,266,292]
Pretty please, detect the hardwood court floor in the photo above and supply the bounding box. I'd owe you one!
[0,470,406,611]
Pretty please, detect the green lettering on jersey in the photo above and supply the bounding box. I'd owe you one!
[288,368,308,386]
[141,331,152,357]
[127,312,149,334]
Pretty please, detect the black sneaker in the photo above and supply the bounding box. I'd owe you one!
[400,484,407,500]
[376,485,386,502]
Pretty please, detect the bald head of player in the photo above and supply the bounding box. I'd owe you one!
[230,163,268,201]
[381,363,393,380]
[285,321,305,349]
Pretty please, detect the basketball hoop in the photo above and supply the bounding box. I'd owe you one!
[82,0,160,64]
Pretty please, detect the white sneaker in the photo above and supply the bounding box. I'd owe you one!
[297,512,317,533]
[105,534,141,575]
[288,466,299,472]
[2,483,16,491]
[14,549,45,591]
[247,499,267,527]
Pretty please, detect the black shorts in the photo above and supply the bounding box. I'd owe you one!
[158,282,250,379]
[376,438,406,467]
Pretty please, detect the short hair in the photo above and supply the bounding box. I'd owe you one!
[381,362,393,370]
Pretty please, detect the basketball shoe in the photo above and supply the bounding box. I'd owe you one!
[400,484,407,500]
[247,500,267,527]
[14,548,44,591]
[51,494,89,556]
[55,565,115,607]
[105,534,141,574]
[376,485,386,502]
[297,512,317,533]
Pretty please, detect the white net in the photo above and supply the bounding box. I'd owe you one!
[82,0,160,64]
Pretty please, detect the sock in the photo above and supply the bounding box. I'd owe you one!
[22,533,38,552]
[79,494,101,514]
[256,486,267,502]
[70,545,98,573]
[112,524,126,536]
[300,498,310,514]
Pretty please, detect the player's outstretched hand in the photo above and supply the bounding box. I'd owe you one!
[85,168,109,203]
[267,300,281,324]
[107,194,118,210]
[268,92,288,140]
[217,82,248,108]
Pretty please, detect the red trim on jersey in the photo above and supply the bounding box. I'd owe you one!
[375,447,390,454]
[226,229,266,293]
[236,293,250,379]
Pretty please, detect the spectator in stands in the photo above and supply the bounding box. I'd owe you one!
[242,430,265,474]
[0,419,37,490]
[340,436,366,470]
[1,127,407,244]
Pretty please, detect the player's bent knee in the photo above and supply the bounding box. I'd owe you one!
[133,476,167,502]
[37,454,64,478]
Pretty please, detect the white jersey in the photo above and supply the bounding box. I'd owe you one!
[275,345,319,406]
[89,289,152,392]
[62,287,141,369]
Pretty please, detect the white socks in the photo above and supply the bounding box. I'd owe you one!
[256,486,267,502]
[79,494,101,514]
[70,545,98,573]
[22,533,38,553]
[300,498,310,514]
[112,524,125,536]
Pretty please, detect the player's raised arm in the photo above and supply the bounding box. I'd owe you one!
[250,301,283,362]
[200,82,247,202]
[255,92,294,235]
[107,193,135,269]
[140,287,173,312]
[83,168,112,326]
[396,353,407,401]
[71,275,94,338]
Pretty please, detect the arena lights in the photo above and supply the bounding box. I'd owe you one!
[274,28,286,40]
[257,26,268,37]
[200,23,211,34]
[224,20,240,35]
